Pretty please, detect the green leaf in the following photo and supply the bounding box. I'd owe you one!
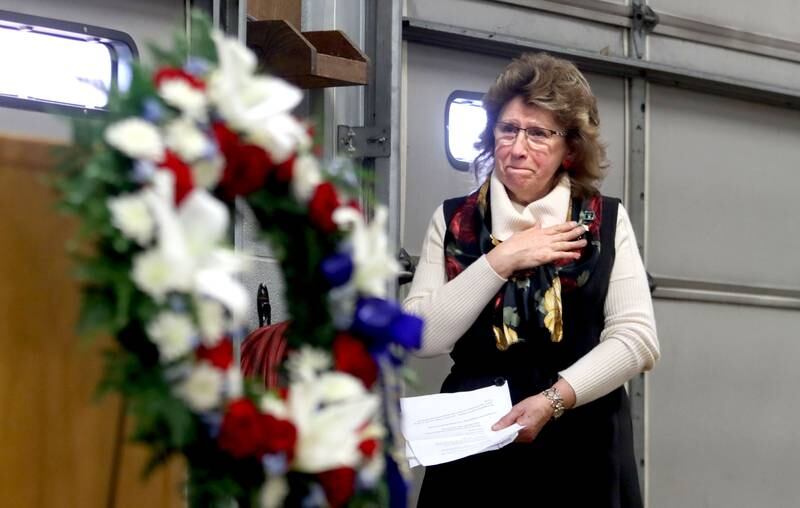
[76,289,116,339]
[188,9,218,64]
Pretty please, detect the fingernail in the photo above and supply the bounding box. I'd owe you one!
[582,224,590,232]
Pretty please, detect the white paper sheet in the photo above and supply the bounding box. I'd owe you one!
[400,383,523,467]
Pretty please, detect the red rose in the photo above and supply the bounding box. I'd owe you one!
[333,333,378,388]
[358,438,380,459]
[196,338,233,370]
[261,413,297,460]
[218,398,298,460]
[218,398,266,458]
[212,122,274,199]
[308,182,341,234]
[159,151,194,205]
[154,67,205,89]
[318,467,356,508]
[273,155,295,184]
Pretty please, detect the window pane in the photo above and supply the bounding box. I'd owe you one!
[0,26,112,108]
[446,95,486,169]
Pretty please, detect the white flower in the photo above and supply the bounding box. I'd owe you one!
[333,205,400,297]
[131,248,193,302]
[104,117,164,161]
[158,79,207,121]
[196,298,226,346]
[288,371,380,473]
[358,453,385,489]
[259,476,289,508]
[286,347,331,383]
[164,117,209,162]
[147,311,196,362]
[107,192,154,245]
[260,394,289,419]
[177,362,224,412]
[191,155,224,189]
[207,30,302,134]
[248,113,310,163]
[290,154,322,203]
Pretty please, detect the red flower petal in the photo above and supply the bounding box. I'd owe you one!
[154,67,205,90]
[318,467,356,508]
[358,438,380,458]
[333,333,378,388]
[308,182,341,234]
[196,338,234,370]
[158,151,194,205]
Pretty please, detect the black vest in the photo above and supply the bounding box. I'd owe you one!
[417,195,643,508]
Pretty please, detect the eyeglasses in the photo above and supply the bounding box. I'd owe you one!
[494,121,568,148]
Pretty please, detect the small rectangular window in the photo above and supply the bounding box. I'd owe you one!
[445,90,486,171]
[0,10,137,115]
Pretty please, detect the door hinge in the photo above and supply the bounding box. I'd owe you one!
[337,125,390,158]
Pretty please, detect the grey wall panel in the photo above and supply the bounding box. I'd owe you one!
[403,42,626,258]
[406,0,626,57]
[647,85,800,290]
[0,0,185,141]
[648,36,800,91]
[648,299,800,508]
[649,0,800,44]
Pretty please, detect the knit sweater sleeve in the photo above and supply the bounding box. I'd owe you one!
[402,204,507,357]
[558,204,660,407]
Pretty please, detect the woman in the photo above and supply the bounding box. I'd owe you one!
[403,53,659,507]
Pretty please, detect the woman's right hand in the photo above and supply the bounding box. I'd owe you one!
[485,221,587,278]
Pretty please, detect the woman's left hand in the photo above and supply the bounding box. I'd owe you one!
[491,394,554,442]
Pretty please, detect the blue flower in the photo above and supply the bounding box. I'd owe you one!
[321,252,354,288]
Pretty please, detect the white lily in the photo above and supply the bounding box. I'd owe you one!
[207,30,303,135]
[288,370,380,473]
[147,311,197,362]
[164,117,210,162]
[290,154,322,203]
[132,171,249,323]
[332,205,400,297]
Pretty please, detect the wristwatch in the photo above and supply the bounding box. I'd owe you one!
[542,387,566,420]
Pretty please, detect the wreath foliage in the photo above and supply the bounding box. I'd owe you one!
[54,11,421,507]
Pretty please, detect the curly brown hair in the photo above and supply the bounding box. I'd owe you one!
[475,52,608,198]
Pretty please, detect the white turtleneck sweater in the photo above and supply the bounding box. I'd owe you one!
[402,172,660,407]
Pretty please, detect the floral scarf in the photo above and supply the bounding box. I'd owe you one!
[443,178,603,350]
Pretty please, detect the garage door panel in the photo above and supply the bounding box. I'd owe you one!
[647,84,800,290]
[649,300,800,508]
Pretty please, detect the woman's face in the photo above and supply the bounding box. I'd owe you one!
[493,96,570,205]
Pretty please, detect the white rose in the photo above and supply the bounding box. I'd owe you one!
[225,367,243,399]
[317,371,367,404]
[177,362,224,412]
[131,248,193,302]
[164,117,209,162]
[104,118,164,162]
[158,79,207,121]
[286,346,331,383]
[147,311,196,362]
[290,154,322,203]
[107,192,154,246]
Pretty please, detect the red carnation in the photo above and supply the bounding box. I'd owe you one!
[333,333,378,388]
[154,67,205,89]
[273,155,295,184]
[318,467,356,508]
[196,338,234,370]
[218,398,266,458]
[261,413,297,460]
[308,182,341,234]
[212,122,274,199]
[218,398,298,460]
[358,438,380,459]
[159,151,194,205]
